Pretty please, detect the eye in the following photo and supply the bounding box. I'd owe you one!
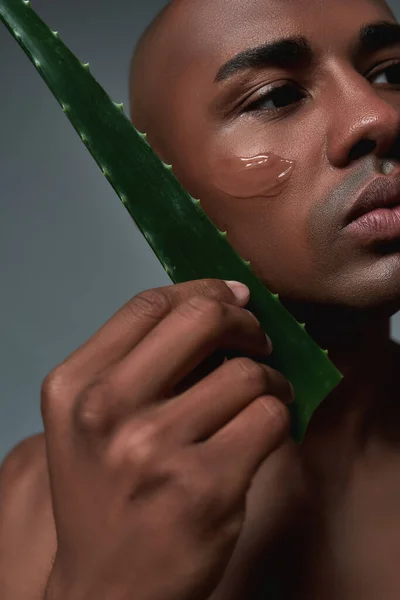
[243,83,306,114]
[370,62,400,86]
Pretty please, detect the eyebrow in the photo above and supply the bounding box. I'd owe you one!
[214,21,400,84]
[359,20,400,54]
[215,37,313,83]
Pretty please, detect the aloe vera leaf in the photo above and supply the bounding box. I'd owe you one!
[0,0,342,442]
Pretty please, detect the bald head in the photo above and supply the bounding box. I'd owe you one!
[129,0,244,157]
[129,0,395,156]
[129,0,183,156]
[127,0,400,313]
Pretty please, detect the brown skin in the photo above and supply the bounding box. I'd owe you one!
[3,0,400,598]
[0,281,295,600]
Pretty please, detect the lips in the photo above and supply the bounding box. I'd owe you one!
[345,173,400,225]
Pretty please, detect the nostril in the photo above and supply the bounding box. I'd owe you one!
[348,138,377,162]
[386,135,400,162]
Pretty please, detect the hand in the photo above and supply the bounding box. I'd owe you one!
[41,279,292,600]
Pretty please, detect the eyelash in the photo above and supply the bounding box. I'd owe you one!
[242,59,400,116]
[242,83,306,115]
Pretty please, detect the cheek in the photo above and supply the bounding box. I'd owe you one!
[169,118,323,295]
[201,192,315,293]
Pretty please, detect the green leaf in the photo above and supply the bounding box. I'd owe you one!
[0,0,342,441]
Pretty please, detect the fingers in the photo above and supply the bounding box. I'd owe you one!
[101,359,289,518]
[163,358,293,443]
[205,394,289,491]
[73,300,272,434]
[45,279,249,398]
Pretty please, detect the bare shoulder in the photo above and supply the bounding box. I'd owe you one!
[0,434,57,600]
[1,432,47,484]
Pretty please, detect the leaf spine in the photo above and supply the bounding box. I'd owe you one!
[120,194,128,208]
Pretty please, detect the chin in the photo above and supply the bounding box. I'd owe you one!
[316,251,400,316]
[342,253,400,316]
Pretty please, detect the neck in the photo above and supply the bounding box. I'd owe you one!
[278,300,400,517]
[282,298,397,440]
[314,317,392,382]
[282,297,393,380]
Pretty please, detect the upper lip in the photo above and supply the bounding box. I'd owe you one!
[346,173,400,225]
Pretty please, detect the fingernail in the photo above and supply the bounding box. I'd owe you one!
[265,333,273,354]
[245,309,259,324]
[245,310,273,354]
[287,382,295,404]
[224,281,250,304]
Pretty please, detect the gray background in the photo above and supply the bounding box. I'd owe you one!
[0,0,400,460]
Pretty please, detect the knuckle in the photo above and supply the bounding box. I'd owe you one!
[40,367,67,422]
[107,419,161,472]
[74,379,113,434]
[234,357,269,386]
[128,289,172,322]
[258,396,290,435]
[179,295,225,326]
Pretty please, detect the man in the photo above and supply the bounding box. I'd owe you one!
[2,0,400,598]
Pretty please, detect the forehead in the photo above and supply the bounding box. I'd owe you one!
[177,0,395,69]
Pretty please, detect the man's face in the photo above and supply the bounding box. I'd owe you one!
[151,0,400,312]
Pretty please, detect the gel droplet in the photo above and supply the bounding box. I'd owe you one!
[213,153,295,199]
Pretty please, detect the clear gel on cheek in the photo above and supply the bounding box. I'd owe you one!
[212,152,295,199]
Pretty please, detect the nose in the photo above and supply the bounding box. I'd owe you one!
[326,69,400,168]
